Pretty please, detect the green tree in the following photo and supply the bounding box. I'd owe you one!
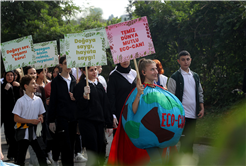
[132,1,246,107]
[1,1,81,43]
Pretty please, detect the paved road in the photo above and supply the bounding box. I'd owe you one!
[1,127,216,166]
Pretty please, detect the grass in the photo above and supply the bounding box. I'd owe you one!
[195,98,245,140]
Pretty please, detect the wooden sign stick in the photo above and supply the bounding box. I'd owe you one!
[133,59,143,94]
[76,67,79,83]
[85,67,90,100]
[21,67,24,77]
[43,68,47,85]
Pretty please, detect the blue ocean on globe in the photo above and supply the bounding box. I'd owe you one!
[122,85,185,149]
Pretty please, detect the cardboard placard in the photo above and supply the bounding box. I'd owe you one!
[64,32,107,68]
[106,16,155,64]
[1,35,36,72]
[33,40,59,69]
[83,27,110,49]
[60,39,66,56]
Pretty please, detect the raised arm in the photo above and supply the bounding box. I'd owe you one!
[132,79,144,114]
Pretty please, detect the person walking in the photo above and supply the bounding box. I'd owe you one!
[48,55,77,166]
[167,50,204,154]
[74,66,113,166]
[107,61,137,134]
[1,70,20,162]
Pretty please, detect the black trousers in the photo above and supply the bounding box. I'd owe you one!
[74,133,82,154]
[78,119,105,166]
[55,119,77,166]
[47,129,61,162]
[16,139,47,166]
[1,120,18,160]
[180,118,197,154]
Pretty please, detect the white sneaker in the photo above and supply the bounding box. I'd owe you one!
[46,157,52,165]
[47,152,54,163]
[74,153,87,163]
[52,161,59,166]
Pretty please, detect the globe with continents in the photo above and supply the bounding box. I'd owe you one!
[122,85,185,149]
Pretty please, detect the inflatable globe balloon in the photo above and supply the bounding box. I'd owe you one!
[122,84,185,149]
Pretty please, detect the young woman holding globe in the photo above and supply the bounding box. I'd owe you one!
[108,58,185,165]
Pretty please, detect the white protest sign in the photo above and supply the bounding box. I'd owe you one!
[1,35,36,72]
[60,39,66,56]
[83,27,110,49]
[64,31,107,68]
[33,40,59,69]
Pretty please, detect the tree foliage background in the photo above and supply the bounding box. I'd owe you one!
[132,1,246,108]
[1,0,121,78]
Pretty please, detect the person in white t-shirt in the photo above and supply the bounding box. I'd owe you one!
[71,67,82,81]
[12,75,47,166]
[97,66,107,91]
[167,50,204,154]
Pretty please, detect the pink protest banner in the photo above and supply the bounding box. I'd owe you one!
[105,16,155,64]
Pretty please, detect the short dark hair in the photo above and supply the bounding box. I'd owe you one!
[51,65,61,80]
[36,69,44,74]
[59,55,66,64]
[20,75,35,90]
[24,66,34,75]
[178,50,190,59]
[79,67,91,82]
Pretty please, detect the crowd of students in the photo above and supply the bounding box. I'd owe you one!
[1,50,205,166]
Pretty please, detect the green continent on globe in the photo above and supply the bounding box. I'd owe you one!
[142,92,183,114]
[125,121,140,139]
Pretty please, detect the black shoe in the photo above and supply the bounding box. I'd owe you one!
[6,157,15,162]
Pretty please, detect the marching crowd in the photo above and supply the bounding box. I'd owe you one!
[1,50,205,166]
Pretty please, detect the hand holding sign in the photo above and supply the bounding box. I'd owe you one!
[84,85,90,99]
[106,16,155,64]
[65,31,108,100]
[106,16,155,91]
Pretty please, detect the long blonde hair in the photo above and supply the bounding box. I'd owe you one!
[138,58,156,84]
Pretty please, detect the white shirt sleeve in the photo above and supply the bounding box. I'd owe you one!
[12,99,22,116]
[159,74,168,87]
[167,77,176,95]
[198,83,204,103]
[38,98,46,115]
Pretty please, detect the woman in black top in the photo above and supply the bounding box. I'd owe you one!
[74,66,113,166]
[107,61,137,133]
[1,70,20,162]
